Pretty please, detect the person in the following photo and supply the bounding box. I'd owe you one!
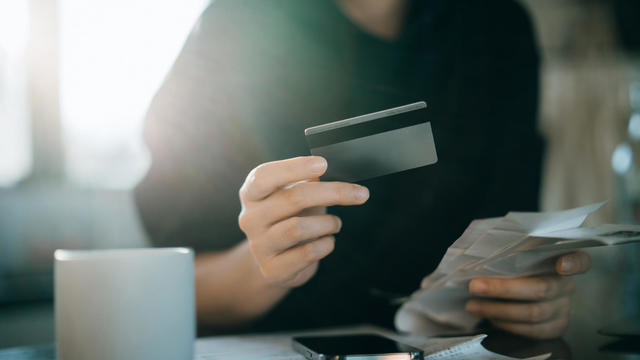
[134,0,591,339]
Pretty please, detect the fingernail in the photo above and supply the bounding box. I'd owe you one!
[470,280,488,294]
[355,186,369,202]
[310,157,327,173]
[561,257,575,274]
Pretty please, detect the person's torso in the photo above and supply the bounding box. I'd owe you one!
[161,0,541,332]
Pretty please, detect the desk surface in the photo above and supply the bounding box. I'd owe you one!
[0,324,637,360]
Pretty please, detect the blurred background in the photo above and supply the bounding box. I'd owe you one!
[0,0,638,356]
[0,0,207,347]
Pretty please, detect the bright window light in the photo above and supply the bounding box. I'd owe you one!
[60,0,209,189]
[629,113,640,141]
[0,0,32,187]
[612,143,633,175]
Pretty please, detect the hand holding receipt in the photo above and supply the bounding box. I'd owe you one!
[396,202,640,336]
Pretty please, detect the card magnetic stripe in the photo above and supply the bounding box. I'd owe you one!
[305,109,427,148]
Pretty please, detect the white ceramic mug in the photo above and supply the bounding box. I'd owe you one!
[54,248,195,360]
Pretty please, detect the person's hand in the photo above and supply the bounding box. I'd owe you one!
[238,156,369,288]
[465,251,591,339]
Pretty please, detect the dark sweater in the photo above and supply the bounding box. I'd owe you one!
[134,0,543,332]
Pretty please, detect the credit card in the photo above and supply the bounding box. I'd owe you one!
[304,101,438,182]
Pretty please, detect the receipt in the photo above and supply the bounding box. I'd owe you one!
[419,336,549,360]
[397,202,640,332]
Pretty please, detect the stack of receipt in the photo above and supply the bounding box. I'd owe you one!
[396,202,640,333]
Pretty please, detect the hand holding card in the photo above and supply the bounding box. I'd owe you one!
[305,102,438,182]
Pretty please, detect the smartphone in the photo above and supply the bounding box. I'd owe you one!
[292,334,424,360]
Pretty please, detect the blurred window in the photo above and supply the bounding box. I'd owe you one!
[0,1,32,187]
[59,0,208,189]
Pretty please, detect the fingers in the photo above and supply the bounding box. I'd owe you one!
[264,215,342,254]
[466,297,570,324]
[490,315,570,340]
[466,252,587,339]
[297,206,327,217]
[252,181,369,225]
[469,276,575,301]
[258,236,335,286]
[555,251,592,275]
[238,156,367,290]
[240,156,327,201]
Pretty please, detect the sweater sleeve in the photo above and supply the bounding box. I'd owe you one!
[134,3,259,251]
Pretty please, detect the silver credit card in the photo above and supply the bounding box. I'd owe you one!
[305,101,438,182]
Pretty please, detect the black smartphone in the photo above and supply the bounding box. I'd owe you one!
[292,334,424,360]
